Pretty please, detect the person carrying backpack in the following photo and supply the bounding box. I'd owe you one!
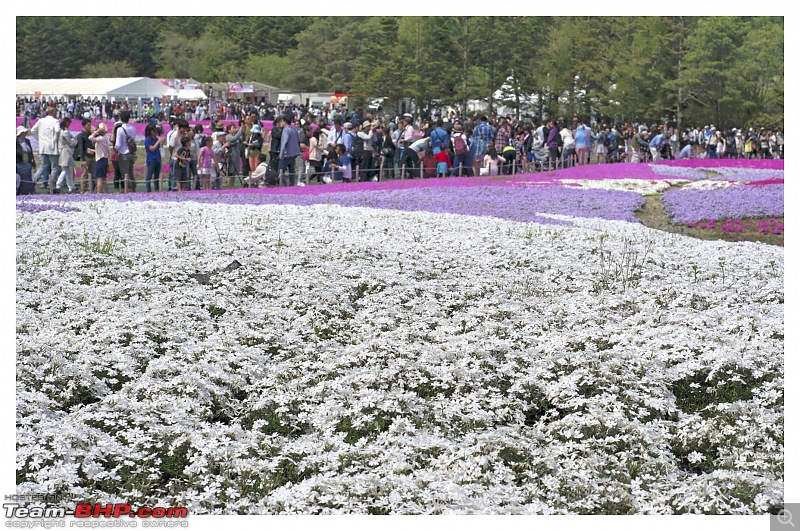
[450,123,471,176]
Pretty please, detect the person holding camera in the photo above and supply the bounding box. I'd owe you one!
[89,122,110,194]
[144,124,165,192]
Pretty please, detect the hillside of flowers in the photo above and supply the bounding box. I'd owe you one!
[16,160,783,515]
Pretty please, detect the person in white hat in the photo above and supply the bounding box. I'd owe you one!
[246,123,264,174]
[705,126,719,159]
[357,120,376,180]
[16,126,36,195]
[342,122,354,158]
[735,130,744,158]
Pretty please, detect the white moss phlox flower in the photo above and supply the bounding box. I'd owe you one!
[15,199,784,515]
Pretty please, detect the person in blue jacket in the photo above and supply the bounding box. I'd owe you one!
[279,114,302,186]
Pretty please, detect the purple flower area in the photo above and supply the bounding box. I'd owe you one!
[647,165,710,180]
[549,163,664,181]
[662,184,784,224]
[29,159,778,205]
[653,158,783,170]
[25,159,778,226]
[301,186,646,224]
[16,200,80,214]
[649,161,784,182]
[706,168,785,183]
[45,185,643,225]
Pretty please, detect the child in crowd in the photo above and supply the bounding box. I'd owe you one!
[434,149,452,177]
[329,144,352,182]
[319,147,337,184]
[198,136,215,190]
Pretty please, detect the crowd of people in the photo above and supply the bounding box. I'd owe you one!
[16,96,785,195]
[16,96,329,128]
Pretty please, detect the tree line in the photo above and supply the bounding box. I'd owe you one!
[17,16,783,130]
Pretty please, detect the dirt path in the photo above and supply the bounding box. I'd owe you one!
[635,188,783,247]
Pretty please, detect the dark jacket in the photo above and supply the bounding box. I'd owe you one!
[522,133,533,154]
[16,137,35,166]
[75,130,93,161]
[270,126,283,153]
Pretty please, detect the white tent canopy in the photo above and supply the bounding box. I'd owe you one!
[164,87,208,100]
[16,78,170,99]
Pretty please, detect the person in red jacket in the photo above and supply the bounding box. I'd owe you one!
[434,149,452,177]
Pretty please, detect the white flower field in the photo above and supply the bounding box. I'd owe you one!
[15,198,783,515]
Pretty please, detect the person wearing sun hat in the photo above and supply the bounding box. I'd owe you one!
[705,126,719,159]
[735,129,744,158]
[89,122,110,194]
[450,122,470,176]
[16,126,36,195]
[246,122,264,174]
[357,119,375,180]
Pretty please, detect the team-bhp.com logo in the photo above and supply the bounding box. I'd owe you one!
[4,495,188,528]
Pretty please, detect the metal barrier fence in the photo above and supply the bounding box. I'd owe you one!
[23,146,777,195]
[29,155,540,194]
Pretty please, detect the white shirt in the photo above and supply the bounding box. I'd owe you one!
[560,128,575,148]
[409,137,428,153]
[483,154,505,175]
[114,123,137,155]
[327,127,344,147]
[30,115,60,155]
[250,162,268,181]
[401,125,415,144]
[534,126,546,148]
[168,129,182,160]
